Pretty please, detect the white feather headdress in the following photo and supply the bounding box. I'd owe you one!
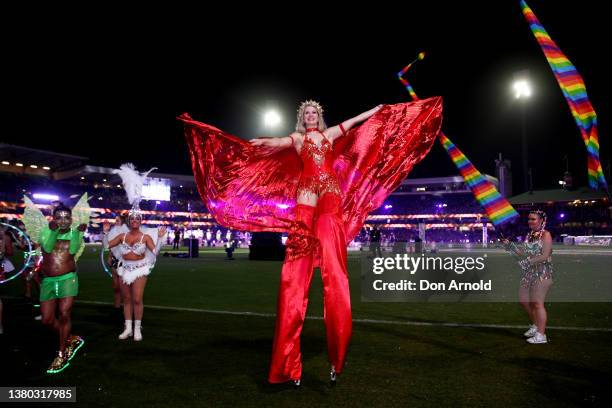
[113,163,157,217]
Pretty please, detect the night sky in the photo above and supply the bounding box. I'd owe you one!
[3,0,608,194]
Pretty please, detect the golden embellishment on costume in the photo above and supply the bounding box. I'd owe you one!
[297,173,341,200]
[303,136,331,166]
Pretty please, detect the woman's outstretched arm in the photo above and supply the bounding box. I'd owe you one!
[249,132,301,153]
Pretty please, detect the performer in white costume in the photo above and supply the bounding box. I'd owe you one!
[103,164,166,342]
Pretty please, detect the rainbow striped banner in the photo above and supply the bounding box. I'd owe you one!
[397,53,519,227]
[521,0,607,191]
[439,134,519,226]
[397,52,425,100]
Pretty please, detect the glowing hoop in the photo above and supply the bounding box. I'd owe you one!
[0,222,35,284]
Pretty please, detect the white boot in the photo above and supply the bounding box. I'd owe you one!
[134,320,143,341]
[118,320,133,340]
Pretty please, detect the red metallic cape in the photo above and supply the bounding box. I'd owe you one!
[179,96,442,243]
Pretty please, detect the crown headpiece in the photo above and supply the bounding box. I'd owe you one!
[298,100,324,114]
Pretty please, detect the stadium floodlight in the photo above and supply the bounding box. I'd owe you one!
[513,73,533,193]
[263,110,281,128]
[33,193,60,201]
[513,79,532,99]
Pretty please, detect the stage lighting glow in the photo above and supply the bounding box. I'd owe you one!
[1,161,9,165]
[513,80,532,99]
[16,163,24,167]
[384,204,393,209]
[263,110,281,127]
[33,193,60,201]
[276,203,290,209]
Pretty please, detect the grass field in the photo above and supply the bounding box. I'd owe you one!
[1,245,611,407]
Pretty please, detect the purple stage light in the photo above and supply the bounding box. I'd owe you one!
[33,193,60,201]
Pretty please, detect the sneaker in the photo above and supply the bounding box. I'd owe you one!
[526,332,548,344]
[47,352,70,374]
[65,335,84,361]
[523,324,538,338]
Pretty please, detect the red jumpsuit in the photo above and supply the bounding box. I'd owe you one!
[268,132,351,383]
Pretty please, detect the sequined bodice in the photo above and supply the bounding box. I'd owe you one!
[119,233,146,256]
[524,237,551,261]
[520,235,553,287]
[524,239,542,256]
[297,134,341,199]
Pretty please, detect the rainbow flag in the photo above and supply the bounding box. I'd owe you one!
[397,53,519,227]
[440,133,519,226]
[520,0,607,191]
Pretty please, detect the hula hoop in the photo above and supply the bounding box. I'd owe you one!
[0,222,35,284]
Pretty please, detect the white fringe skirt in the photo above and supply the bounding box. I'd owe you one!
[117,259,152,285]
